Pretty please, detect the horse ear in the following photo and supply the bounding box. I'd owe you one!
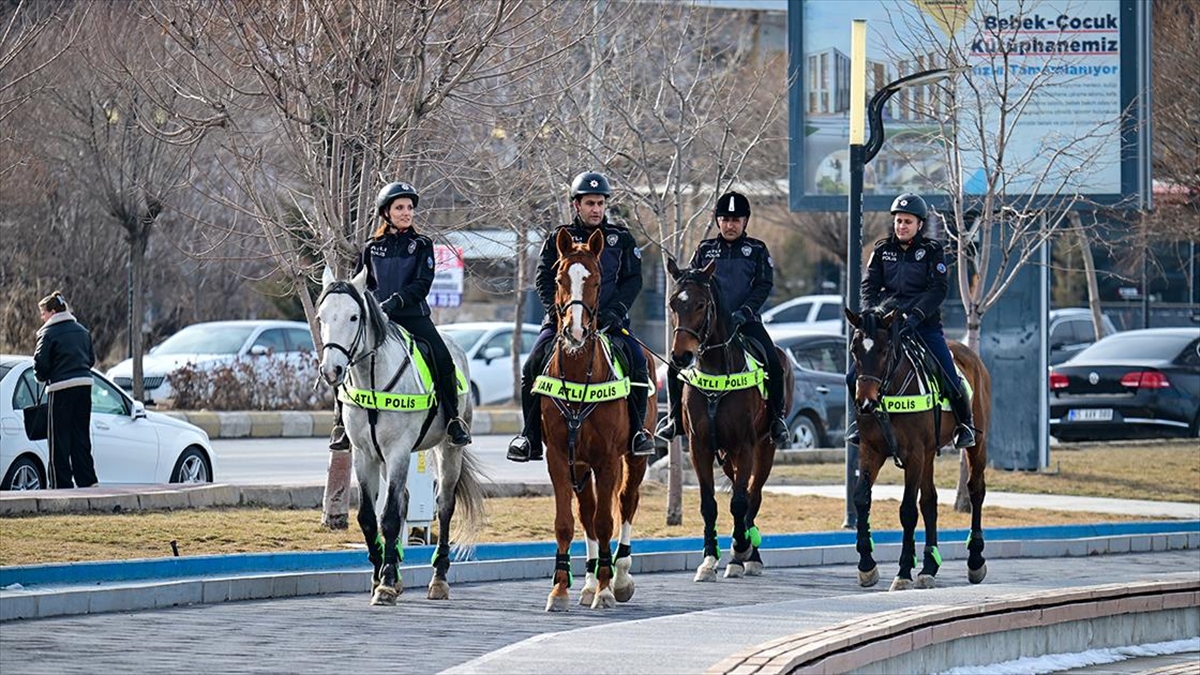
[700,260,716,278]
[845,308,861,329]
[666,257,683,280]
[586,228,605,256]
[556,228,574,257]
[321,265,336,290]
[350,266,369,292]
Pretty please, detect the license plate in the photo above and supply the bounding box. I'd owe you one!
[1068,408,1113,422]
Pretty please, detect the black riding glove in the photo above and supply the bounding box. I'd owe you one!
[900,314,921,337]
[599,309,624,333]
[731,309,750,328]
[380,293,404,314]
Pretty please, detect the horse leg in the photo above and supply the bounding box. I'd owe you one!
[889,467,922,592]
[915,466,941,589]
[371,458,410,606]
[724,472,750,579]
[546,482,575,612]
[966,444,989,584]
[612,454,646,602]
[429,445,460,601]
[741,442,774,577]
[575,481,599,607]
[590,462,619,609]
[692,446,721,583]
[353,453,383,598]
[854,453,885,587]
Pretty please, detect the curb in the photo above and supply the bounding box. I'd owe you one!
[159,408,524,439]
[2,522,1197,622]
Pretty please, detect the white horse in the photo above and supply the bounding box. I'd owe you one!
[317,267,487,606]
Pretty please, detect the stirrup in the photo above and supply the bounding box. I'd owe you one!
[506,435,543,462]
[447,417,472,447]
[654,416,678,441]
[954,424,977,449]
[770,416,789,445]
[630,430,657,457]
[329,424,350,451]
[846,423,860,445]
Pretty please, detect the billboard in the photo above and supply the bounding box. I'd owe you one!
[787,0,1150,211]
[430,245,464,308]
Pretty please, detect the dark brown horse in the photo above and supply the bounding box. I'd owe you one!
[667,259,794,582]
[541,228,652,611]
[845,308,992,591]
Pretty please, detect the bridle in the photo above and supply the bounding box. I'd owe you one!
[319,287,380,377]
[672,275,741,360]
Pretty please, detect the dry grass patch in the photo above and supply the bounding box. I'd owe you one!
[0,483,1143,567]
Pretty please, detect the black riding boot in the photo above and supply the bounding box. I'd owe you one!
[766,363,789,446]
[628,378,656,457]
[845,379,860,444]
[438,377,471,448]
[506,375,543,462]
[654,367,683,440]
[946,385,978,448]
[329,401,351,451]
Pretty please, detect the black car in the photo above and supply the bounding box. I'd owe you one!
[1049,328,1200,442]
[653,330,848,450]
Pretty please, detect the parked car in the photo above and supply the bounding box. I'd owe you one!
[762,294,844,335]
[1,355,217,491]
[1049,328,1200,442]
[106,320,315,405]
[1048,308,1120,366]
[654,330,848,450]
[441,322,541,406]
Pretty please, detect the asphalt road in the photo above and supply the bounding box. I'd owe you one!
[211,434,549,486]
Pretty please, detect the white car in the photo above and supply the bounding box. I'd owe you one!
[762,294,845,335]
[106,320,315,405]
[441,322,541,406]
[1,355,216,491]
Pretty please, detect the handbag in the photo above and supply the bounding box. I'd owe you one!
[24,403,49,441]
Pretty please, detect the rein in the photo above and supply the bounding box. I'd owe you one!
[853,326,932,467]
[550,269,605,494]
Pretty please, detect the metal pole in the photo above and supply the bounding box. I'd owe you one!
[843,19,867,529]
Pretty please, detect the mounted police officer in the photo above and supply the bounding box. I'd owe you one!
[846,193,977,448]
[329,181,472,450]
[655,190,790,446]
[506,171,657,462]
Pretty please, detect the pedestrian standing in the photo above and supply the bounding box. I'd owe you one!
[34,290,98,488]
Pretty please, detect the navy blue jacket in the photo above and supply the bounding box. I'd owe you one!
[689,234,774,321]
[861,233,949,326]
[34,312,96,391]
[536,217,643,323]
[357,229,434,319]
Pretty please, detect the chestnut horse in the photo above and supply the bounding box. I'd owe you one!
[666,259,794,582]
[845,308,991,591]
[541,228,653,612]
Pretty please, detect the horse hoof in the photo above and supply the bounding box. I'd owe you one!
[724,562,745,579]
[889,576,913,592]
[579,588,596,606]
[371,585,399,606]
[915,574,936,589]
[590,588,617,609]
[858,567,879,587]
[427,579,450,600]
[694,556,719,583]
[744,561,764,576]
[612,579,635,603]
[545,593,570,612]
[968,562,988,585]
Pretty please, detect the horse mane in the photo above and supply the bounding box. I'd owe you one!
[317,280,400,348]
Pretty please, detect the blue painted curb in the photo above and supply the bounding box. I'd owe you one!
[3,520,1196,589]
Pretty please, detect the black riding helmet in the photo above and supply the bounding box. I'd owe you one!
[376,181,420,216]
[714,191,751,218]
[570,171,612,200]
[889,193,927,222]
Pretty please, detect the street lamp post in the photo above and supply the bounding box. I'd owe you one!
[843,20,966,528]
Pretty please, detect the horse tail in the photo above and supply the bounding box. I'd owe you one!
[433,446,489,547]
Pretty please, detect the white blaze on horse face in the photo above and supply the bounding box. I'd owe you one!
[862,336,875,353]
[318,293,358,384]
[678,290,689,303]
[567,262,590,343]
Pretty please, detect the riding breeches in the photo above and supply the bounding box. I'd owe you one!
[395,315,462,420]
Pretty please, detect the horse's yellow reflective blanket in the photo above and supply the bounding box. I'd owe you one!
[678,353,767,398]
[881,364,974,414]
[339,331,467,411]
[533,334,632,403]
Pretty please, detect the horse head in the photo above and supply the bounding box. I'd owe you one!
[554,228,604,352]
[316,266,388,386]
[666,258,723,369]
[845,307,900,414]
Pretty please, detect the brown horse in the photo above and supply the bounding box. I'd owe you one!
[541,228,653,611]
[666,259,794,582]
[845,308,992,591]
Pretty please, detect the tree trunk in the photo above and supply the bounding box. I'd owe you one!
[1073,217,1105,338]
[129,232,149,404]
[512,226,529,403]
[662,266,682,526]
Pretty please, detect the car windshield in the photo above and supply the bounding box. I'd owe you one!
[1077,333,1192,361]
[442,329,486,351]
[152,325,255,355]
[0,364,10,380]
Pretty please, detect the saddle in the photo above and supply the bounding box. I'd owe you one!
[879,339,972,415]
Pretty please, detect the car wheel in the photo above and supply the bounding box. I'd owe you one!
[170,447,212,484]
[1,456,45,491]
[788,414,821,450]
[470,382,481,407]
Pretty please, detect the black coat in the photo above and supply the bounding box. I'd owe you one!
[34,312,96,389]
[357,229,435,319]
[861,233,949,326]
[689,234,774,321]
[536,217,643,322]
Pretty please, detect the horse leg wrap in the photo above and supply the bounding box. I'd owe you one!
[432,543,451,578]
[615,543,632,561]
[967,532,986,569]
[554,553,573,587]
[586,558,598,575]
[598,555,613,577]
[920,545,942,577]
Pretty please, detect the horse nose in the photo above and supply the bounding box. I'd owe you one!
[322,364,343,385]
[671,353,693,369]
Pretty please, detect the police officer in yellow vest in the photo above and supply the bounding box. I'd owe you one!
[655,191,790,445]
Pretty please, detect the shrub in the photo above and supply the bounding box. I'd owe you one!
[167,356,335,411]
